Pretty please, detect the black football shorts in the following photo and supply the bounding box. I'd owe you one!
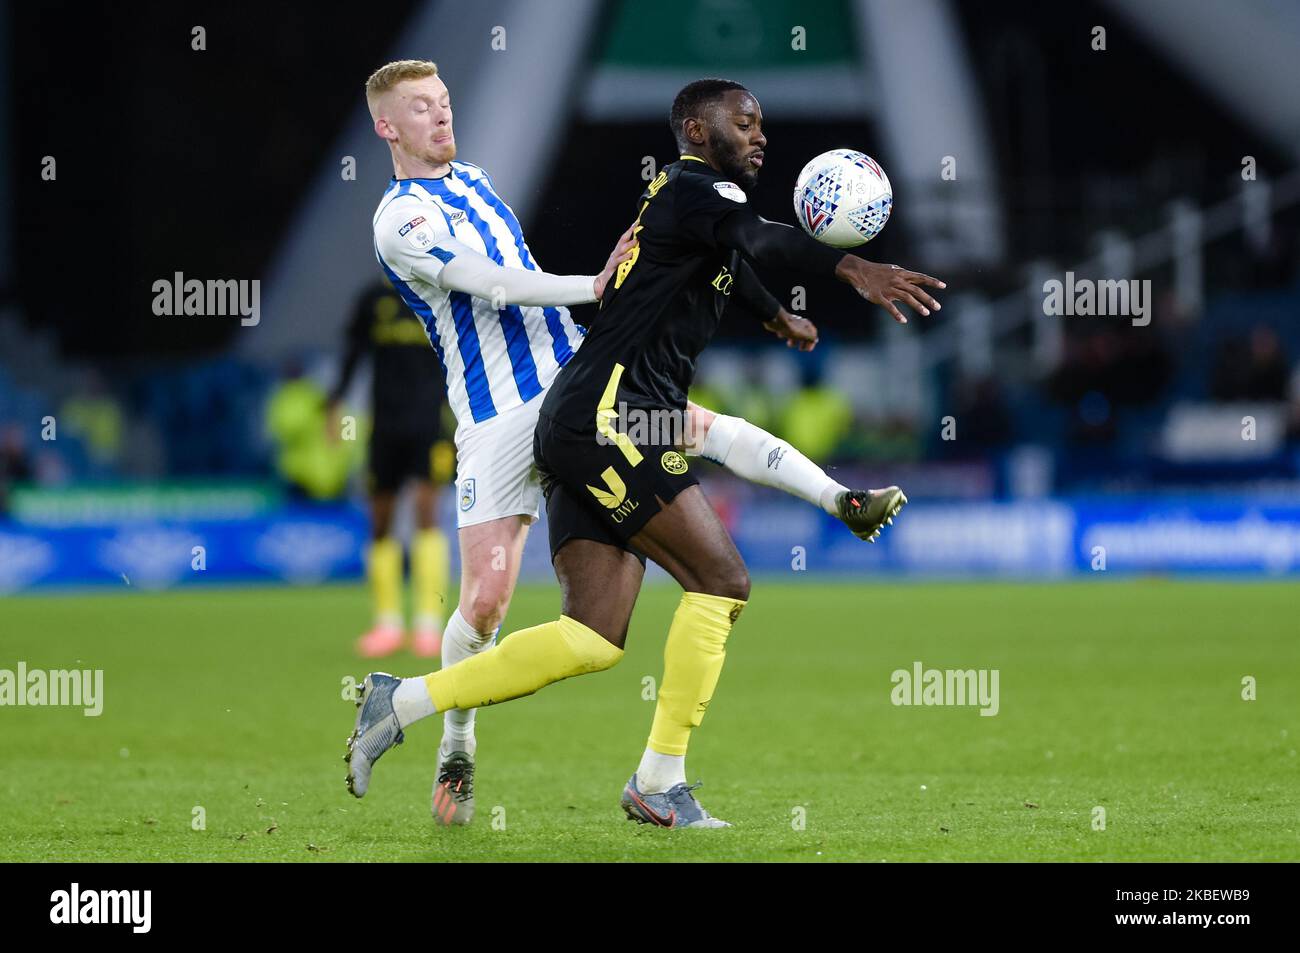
[368,426,439,494]
[534,410,698,560]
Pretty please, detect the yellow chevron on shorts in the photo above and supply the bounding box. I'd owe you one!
[586,466,628,509]
[595,363,644,467]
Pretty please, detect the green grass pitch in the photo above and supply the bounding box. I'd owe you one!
[1,579,1296,862]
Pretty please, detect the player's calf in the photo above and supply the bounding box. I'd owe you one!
[345,615,626,798]
[456,515,529,632]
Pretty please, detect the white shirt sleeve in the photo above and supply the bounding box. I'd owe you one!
[376,198,597,306]
[437,246,597,306]
[374,200,460,285]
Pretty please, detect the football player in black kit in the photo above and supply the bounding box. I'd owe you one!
[329,282,451,659]
[346,80,945,828]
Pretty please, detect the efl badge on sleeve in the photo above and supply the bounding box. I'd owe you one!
[399,216,434,250]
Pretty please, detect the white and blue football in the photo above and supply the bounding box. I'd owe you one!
[793,149,893,248]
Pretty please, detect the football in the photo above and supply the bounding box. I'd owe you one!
[793,149,893,248]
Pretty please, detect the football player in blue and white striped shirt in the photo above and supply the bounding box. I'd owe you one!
[359,60,902,825]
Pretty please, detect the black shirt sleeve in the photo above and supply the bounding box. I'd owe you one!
[714,210,846,276]
[731,259,782,323]
[674,172,755,248]
[672,170,846,276]
[328,289,374,404]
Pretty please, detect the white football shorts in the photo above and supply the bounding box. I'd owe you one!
[452,398,545,529]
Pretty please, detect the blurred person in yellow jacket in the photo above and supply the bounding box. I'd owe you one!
[266,363,361,500]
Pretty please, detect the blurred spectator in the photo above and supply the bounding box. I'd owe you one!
[265,361,362,500]
[0,424,34,514]
[1211,325,1289,402]
[777,379,853,463]
[1047,324,1173,443]
[59,370,124,469]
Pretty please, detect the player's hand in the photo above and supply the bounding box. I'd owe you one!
[835,257,945,324]
[762,308,819,351]
[594,223,639,300]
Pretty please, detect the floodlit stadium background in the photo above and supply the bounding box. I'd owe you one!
[4,0,1300,588]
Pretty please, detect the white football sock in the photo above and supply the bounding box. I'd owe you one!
[439,609,496,750]
[392,677,438,726]
[698,413,846,515]
[636,747,687,794]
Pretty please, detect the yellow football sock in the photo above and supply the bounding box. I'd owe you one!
[412,528,450,625]
[367,537,402,627]
[649,591,747,756]
[424,615,622,712]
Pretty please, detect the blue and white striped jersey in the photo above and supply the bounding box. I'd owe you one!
[372,160,586,428]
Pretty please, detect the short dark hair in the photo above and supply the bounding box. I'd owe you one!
[669,78,748,151]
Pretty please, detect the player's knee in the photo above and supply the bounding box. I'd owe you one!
[727,568,752,602]
[559,616,624,674]
[370,507,394,539]
[704,561,750,602]
[412,487,437,529]
[576,637,623,674]
[461,584,510,633]
[369,513,394,541]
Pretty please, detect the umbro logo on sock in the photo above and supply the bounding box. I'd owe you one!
[766,447,786,470]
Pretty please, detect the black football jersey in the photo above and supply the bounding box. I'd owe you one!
[333,284,446,437]
[539,158,754,431]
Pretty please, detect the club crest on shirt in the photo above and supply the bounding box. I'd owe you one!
[459,478,476,512]
[713,182,747,203]
[399,216,434,249]
[661,451,689,475]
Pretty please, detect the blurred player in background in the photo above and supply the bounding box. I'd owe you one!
[328,282,451,659]
[346,61,906,826]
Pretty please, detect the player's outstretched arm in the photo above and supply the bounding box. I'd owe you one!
[435,224,636,306]
[377,207,634,308]
[832,255,945,325]
[715,212,945,324]
[435,240,600,307]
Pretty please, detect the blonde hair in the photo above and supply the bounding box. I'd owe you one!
[365,59,439,116]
